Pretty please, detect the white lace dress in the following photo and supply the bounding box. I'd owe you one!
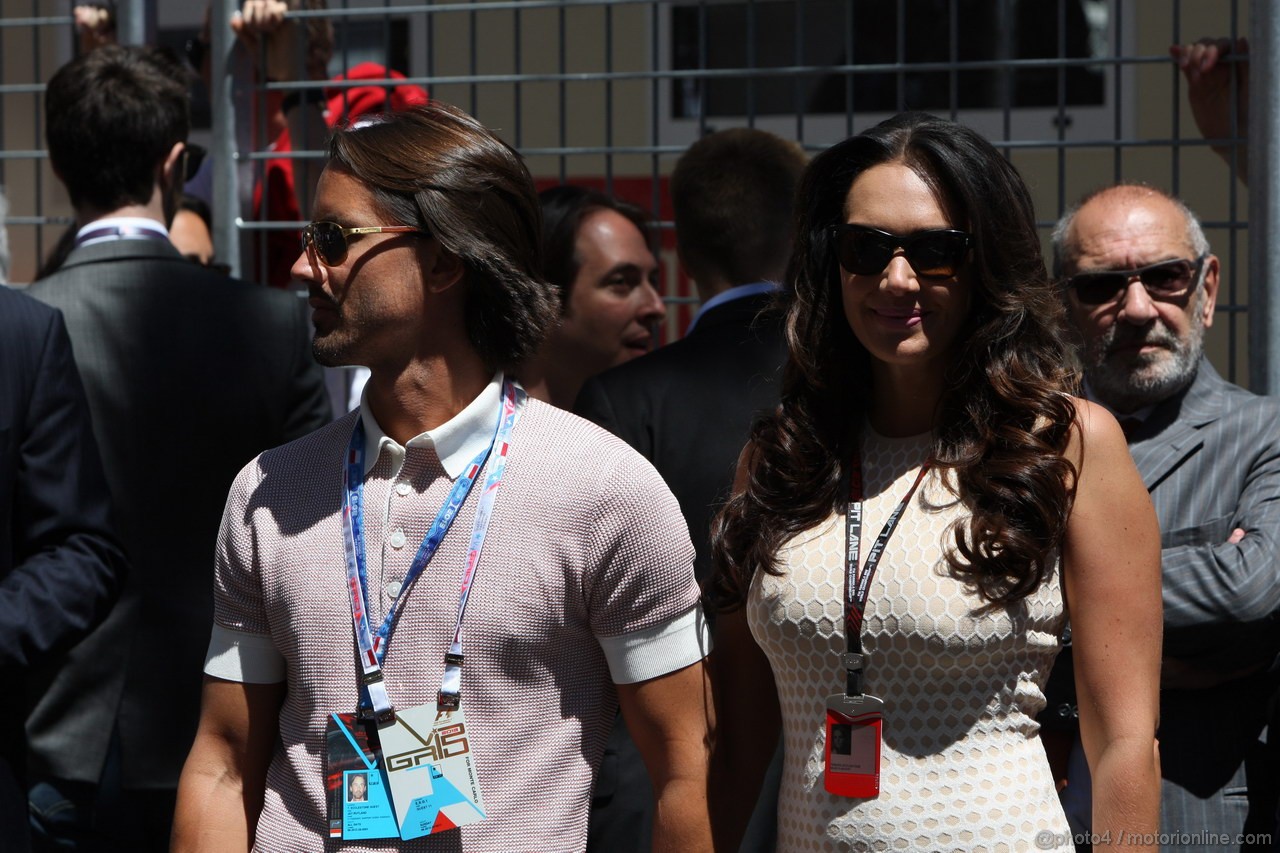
[748,428,1074,852]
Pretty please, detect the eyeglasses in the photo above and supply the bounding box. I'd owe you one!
[182,143,206,183]
[301,221,426,267]
[830,224,973,279]
[1065,255,1207,306]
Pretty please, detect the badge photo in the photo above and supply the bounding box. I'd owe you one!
[824,692,883,798]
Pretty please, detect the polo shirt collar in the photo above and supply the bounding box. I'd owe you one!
[359,371,504,479]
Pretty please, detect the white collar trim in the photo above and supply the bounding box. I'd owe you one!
[358,372,504,480]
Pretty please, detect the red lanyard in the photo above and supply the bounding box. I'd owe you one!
[842,452,931,696]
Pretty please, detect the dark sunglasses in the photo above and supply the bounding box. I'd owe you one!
[301,221,426,267]
[830,224,973,279]
[182,143,206,183]
[1065,255,1207,306]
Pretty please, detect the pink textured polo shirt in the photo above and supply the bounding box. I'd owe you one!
[204,375,707,851]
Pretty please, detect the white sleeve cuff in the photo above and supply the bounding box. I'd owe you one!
[597,605,712,685]
[203,623,286,684]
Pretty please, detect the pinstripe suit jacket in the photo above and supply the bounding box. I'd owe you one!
[22,239,333,793]
[1129,358,1280,674]
[1113,358,1280,838]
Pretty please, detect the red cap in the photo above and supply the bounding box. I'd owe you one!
[325,62,429,128]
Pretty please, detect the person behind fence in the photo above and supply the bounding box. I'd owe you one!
[1170,36,1249,186]
[0,199,128,853]
[228,0,431,288]
[1049,182,1280,851]
[23,44,333,852]
[575,128,806,852]
[707,111,1162,852]
[519,186,666,409]
[172,102,713,852]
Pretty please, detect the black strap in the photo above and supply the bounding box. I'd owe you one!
[843,453,930,695]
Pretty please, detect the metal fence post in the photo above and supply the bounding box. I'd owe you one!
[1250,8,1279,394]
[113,0,151,47]
[210,0,241,279]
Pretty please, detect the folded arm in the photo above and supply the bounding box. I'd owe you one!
[1159,424,1280,682]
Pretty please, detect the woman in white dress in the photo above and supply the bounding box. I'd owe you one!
[709,112,1161,852]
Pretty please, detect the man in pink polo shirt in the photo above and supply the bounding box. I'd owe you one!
[173,103,712,852]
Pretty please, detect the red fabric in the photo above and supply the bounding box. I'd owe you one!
[253,64,428,287]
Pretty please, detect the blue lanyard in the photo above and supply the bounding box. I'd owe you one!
[342,378,521,722]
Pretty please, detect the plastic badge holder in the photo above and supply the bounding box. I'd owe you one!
[824,692,884,798]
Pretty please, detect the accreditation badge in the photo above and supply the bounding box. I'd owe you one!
[324,713,399,839]
[378,703,486,840]
[823,693,884,798]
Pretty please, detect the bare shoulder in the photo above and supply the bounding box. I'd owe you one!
[1061,396,1127,474]
[1060,396,1157,578]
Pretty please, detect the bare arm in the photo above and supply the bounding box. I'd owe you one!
[1170,37,1249,185]
[231,0,330,214]
[172,677,285,852]
[73,4,116,53]
[1062,400,1162,849]
[708,605,779,853]
[707,446,780,852]
[616,661,714,853]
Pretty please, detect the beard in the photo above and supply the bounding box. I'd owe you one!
[311,325,359,368]
[1082,290,1206,413]
[308,287,356,367]
[311,335,345,367]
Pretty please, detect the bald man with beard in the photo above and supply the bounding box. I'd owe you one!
[1049,183,1280,852]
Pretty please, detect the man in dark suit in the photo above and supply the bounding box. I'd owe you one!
[1051,183,1280,851]
[575,128,806,852]
[24,45,331,852]
[0,282,128,853]
[521,186,667,409]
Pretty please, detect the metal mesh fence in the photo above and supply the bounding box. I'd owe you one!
[0,0,1256,384]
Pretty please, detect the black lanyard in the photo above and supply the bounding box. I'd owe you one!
[842,452,930,696]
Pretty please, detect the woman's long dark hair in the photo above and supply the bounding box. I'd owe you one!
[711,112,1079,610]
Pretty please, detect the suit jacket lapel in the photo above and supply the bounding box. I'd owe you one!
[1128,358,1224,491]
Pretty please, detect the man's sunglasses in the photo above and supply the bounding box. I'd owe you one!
[830,224,973,279]
[1065,255,1207,306]
[301,221,427,267]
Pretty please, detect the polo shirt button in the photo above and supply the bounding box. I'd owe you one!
[396,482,411,496]
[386,580,403,598]
[389,529,406,549]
